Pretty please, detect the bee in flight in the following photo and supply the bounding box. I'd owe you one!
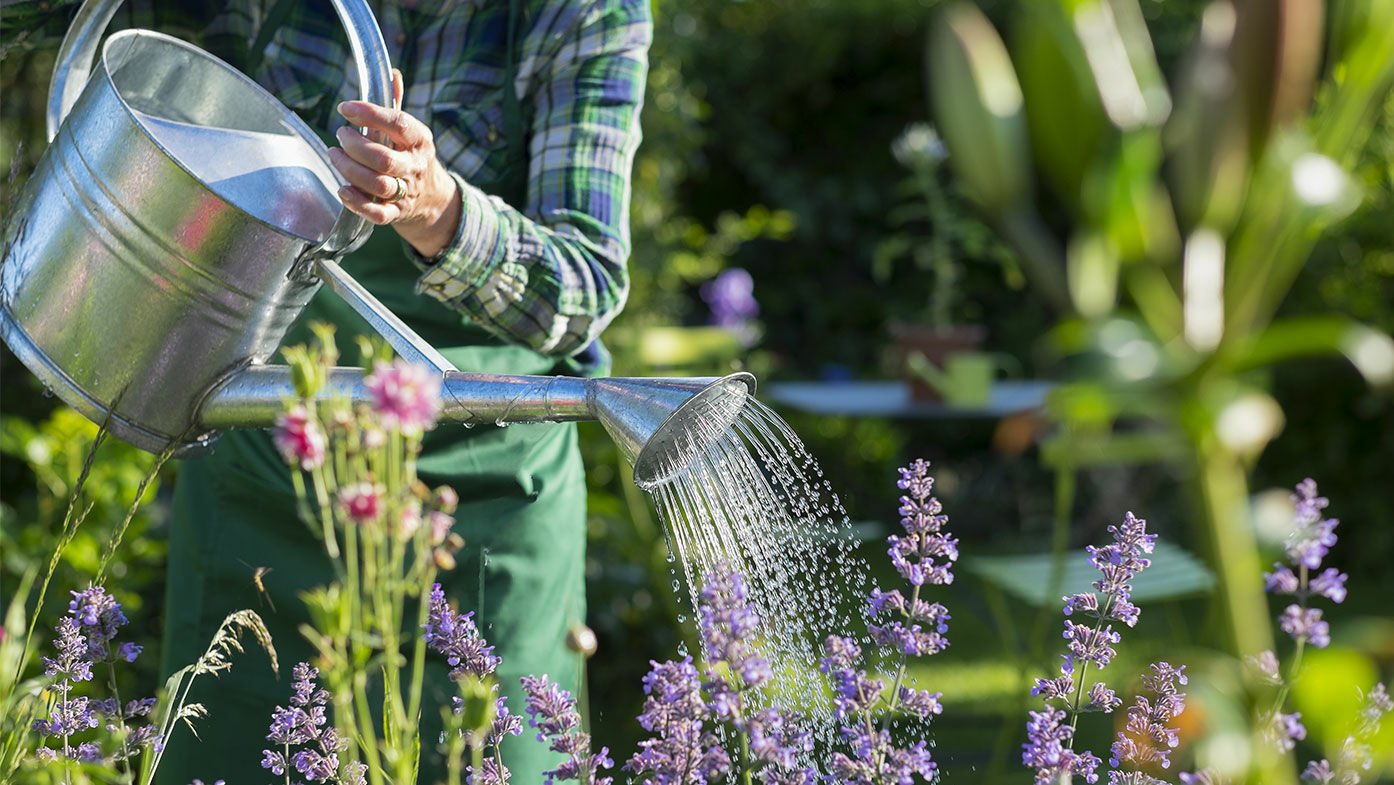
[239,560,276,613]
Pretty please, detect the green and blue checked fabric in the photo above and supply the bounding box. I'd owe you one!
[211,0,651,362]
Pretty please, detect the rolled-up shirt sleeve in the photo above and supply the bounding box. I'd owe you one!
[411,0,651,358]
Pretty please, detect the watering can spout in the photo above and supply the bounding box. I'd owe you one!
[198,366,756,485]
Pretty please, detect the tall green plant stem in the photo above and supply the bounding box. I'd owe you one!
[1191,436,1294,785]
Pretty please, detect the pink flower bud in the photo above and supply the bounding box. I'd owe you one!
[274,405,326,470]
[364,360,442,435]
[338,483,383,524]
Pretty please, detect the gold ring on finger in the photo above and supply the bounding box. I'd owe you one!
[386,176,407,204]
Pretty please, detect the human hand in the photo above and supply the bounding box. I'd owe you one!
[331,69,462,258]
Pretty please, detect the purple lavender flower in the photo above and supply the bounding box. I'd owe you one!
[1022,707,1100,784]
[32,694,98,737]
[1302,760,1334,784]
[68,585,133,663]
[1266,480,1347,650]
[262,663,345,784]
[886,459,959,587]
[1109,662,1187,772]
[1265,711,1307,753]
[819,461,953,784]
[1311,682,1394,783]
[1062,620,1122,672]
[1028,513,1156,784]
[425,583,501,679]
[1086,682,1122,714]
[701,269,759,330]
[626,657,730,785]
[520,674,613,785]
[696,566,767,689]
[828,727,935,785]
[1286,479,1338,570]
[1279,605,1331,649]
[42,617,93,683]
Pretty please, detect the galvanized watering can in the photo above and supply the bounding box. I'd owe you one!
[0,0,751,488]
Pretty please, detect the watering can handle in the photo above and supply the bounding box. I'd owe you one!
[46,0,392,256]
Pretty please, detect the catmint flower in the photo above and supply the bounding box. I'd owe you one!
[1286,479,1338,570]
[898,687,944,718]
[1063,620,1122,672]
[1022,707,1100,784]
[68,585,132,662]
[1279,605,1331,648]
[1247,650,1282,684]
[1359,683,1392,727]
[1266,711,1307,752]
[828,727,935,785]
[1032,673,1074,702]
[1309,568,1348,604]
[1179,771,1227,785]
[820,635,883,719]
[744,707,813,770]
[274,404,327,469]
[32,695,98,737]
[627,657,730,785]
[886,459,958,587]
[697,566,769,691]
[424,584,500,679]
[43,617,93,683]
[1109,662,1186,771]
[262,663,344,783]
[470,758,512,785]
[365,359,442,435]
[520,674,613,785]
[1087,682,1122,713]
[337,482,382,524]
[1302,760,1334,784]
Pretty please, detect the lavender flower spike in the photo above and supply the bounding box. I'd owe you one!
[887,458,959,587]
[521,674,613,785]
[1109,662,1187,771]
[425,583,501,679]
[626,657,730,785]
[1022,707,1100,784]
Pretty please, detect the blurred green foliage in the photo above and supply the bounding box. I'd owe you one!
[2,0,1394,779]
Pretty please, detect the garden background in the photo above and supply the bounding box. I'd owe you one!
[3,0,1394,780]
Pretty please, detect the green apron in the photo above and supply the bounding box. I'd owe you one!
[157,7,591,777]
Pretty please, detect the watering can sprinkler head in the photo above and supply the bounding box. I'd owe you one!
[590,372,755,489]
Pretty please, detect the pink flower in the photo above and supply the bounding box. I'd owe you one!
[338,483,383,524]
[398,500,422,539]
[365,360,441,435]
[274,405,326,470]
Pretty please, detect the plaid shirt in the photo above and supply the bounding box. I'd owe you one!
[211,0,651,360]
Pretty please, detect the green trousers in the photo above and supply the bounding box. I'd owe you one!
[157,233,590,784]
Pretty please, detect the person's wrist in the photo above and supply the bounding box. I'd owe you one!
[397,165,461,259]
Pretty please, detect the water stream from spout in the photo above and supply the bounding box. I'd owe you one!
[641,396,873,746]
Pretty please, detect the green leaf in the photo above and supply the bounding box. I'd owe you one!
[1013,2,1108,206]
[927,4,1031,217]
[1227,316,1394,386]
[967,540,1216,608]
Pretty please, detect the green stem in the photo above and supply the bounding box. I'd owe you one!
[106,661,133,781]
